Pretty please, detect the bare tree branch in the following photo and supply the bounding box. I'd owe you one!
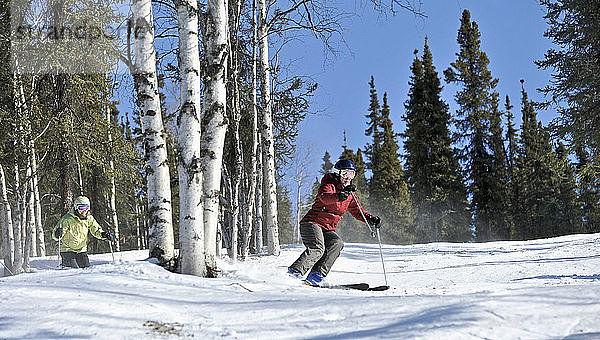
[368,0,426,17]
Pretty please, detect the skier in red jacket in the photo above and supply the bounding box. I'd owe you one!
[288,159,381,286]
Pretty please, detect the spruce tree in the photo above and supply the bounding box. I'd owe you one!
[277,184,295,245]
[537,0,600,155]
[505,95,518,182]
[404,40,470,243]
[444,9,502,242]
[514,83,542,239]
[369,93,413,244]
[320,151,334,175]
[364,76,382,170]
[488,93,512,239]
[513,83,579,239]
[575,146,600,233]
[553,143,581,236]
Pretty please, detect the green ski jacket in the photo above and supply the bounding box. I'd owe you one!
[52,209,104,253]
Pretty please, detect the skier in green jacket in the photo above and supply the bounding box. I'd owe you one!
[52,195,114,268]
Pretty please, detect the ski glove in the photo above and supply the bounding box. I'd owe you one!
[101,231,115,242]
[367,215,381,228]
[338,184,357,201]
[54,227,63,239]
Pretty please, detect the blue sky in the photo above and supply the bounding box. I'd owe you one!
[113,0,557,201]
[288,0,555,180]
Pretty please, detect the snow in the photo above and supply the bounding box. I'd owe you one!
[2,233,600,339]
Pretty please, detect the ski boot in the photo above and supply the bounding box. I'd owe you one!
[287,268,303,280]
[304,270,325,286]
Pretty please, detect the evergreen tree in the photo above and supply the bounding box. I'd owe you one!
[505,95,518,182]
[367,90,413,244]
[488,93,512,239]
[444,9,504,242]
[537,0,600,155]
[514,83,544,239]
[513,83,580,239]
[320,151,334,175]
[404,40,470,243]
[364,76,382,168]
[575,146,600,233]
[553,143,581,235]
[277,183,295,245]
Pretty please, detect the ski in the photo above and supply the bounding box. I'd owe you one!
[326,283,370,290]
[311,282,390,291]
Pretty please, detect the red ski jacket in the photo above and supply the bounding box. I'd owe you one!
[301,173,371,231]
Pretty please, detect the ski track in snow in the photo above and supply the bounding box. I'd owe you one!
[1,233,600,339]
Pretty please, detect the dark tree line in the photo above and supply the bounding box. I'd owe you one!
[308,7,600,245]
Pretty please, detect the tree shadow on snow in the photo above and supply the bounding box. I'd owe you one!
[564,332,600,339]
[396,254,600,274]
[0,317,91,340]
[513,274,600,282]
[305,303,477,340]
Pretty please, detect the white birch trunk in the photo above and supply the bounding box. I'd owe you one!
[1,165,15,276]
[23,164,34,269]
[142,202,148,249]
[134,200,142,250]
[228,0,243,261]
[201,0,228,275]
[12,163,23,273]
[175,0,205,276]
[29,141,45,256]
[258,0,280,255]
[241,0,259,258]
[74,151,84,196]
[16,78,44,258]
[255,132,264,254]
[132,0,175,265]
[26,165,35,257]
[29,177,36,258]
[12,81,25,269]
[106,107,120,251]
[296,179,301,243]
[222,168,234,255]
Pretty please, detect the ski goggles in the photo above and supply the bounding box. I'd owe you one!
[340,169,355,180]
[76,204,90,213]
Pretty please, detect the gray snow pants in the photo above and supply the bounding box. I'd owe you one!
[60,251,90,268]
[289,222,344,276]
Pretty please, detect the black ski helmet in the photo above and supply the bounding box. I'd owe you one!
[334,159,356,171]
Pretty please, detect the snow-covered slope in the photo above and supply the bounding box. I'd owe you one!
[2,233,600,339]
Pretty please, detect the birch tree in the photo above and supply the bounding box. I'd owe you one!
[252,0,343,255]
[132,0,175,266]
[201,0,228,275]
[224,0,245,261]
[257,0,280,256]
[29,141,44,256]
[240,0,259,258]
[106,107,120,251]
[0,165,15,276]
[23,164,34,269]
[12,163,23,274]
[254,131,264,253]
[174,0,205,276]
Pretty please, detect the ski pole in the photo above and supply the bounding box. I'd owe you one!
[1,259,14,276]
[108,239,115,263]
[57,233,61,268]
[350,192,389,287]
[101,223,116,263]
